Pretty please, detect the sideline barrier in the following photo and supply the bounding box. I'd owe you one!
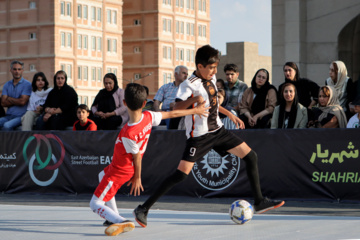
[0,129,359,202]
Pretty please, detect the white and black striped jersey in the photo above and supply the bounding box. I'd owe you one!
[176,72,223,138]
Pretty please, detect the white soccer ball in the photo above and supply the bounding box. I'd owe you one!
[229,200,254,225]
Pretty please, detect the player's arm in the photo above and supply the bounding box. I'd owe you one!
[127,152,144,196]
[161,101,209,119]
[219,106,245,129]
[5,95,30,106]
[173,96,203,110]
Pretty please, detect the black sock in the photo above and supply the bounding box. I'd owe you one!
[142,169,188,210]
[242,150,263,204]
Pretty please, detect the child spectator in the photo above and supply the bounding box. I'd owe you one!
[347,95,360,128]
[73,104,97,131]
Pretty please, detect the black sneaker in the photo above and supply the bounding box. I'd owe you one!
[133,205,148,228]
[103,220,113,226]
[254,197,285,214]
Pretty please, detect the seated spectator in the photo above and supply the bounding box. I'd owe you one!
[308,86,347,128]
[73,104,97,131]
[36,70,78,130]
[216,79,233,117]
[347,95,360,128]
[325,60,357,120]
[0,60,32,130]
[0,106,5,118]
[271,83,308,129]
[142,85,154,111]
[21,72,52,131]
[278,62,319,109]
[239,68,277,129]
[218,88,238,129]
[91,73,129,130]
[223,63,248,114]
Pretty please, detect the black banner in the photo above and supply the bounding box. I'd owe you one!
[0,129,359,202]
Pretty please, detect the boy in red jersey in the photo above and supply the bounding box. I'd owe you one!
[73,104,97,131]
[89,83,209,236]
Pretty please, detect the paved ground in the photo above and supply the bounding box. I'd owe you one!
[1,194,360,240]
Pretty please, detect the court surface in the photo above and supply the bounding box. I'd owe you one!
[1,194,360,240]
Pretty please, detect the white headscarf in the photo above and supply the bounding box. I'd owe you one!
[325,61,349,111]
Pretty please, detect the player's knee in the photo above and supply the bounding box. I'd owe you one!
[90,195,101,212]
[243,150,258,164]
[169,169,188,184]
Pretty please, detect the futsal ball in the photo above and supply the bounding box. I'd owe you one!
[229,200,254,225]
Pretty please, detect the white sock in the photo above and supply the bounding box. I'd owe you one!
[90,195,126,223]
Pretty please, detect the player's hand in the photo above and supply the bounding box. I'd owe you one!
[127,177,144,196]
[229,114,245,129]
[195,101,210,118]
[195,95,205,105]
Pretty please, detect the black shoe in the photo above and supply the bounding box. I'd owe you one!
[254,197,285,214]
[133,205,148,228]
[103,220,114,226]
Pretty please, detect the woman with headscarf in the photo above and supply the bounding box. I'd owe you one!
[271,82,308,129]
[325,60,357,120]
[308,86,347,128]
[239,68,277,129]
[91,73,129,130]
[278,62,319,109]
[36,70,78,130]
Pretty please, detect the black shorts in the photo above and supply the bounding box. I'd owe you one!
[182,126,244,162]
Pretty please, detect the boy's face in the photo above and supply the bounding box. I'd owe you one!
[355,105,360,113]
[197,62,218,80]
[77,109,89,122]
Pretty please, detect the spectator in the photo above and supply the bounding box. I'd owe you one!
[223,63,248,114]
[271,83,308,129]
[216,78,232,114]
[154,65,188,129]
[73,104,97,131]
[0,60,32,130]
[308,86,347,128]
[0,106,4,118]
[142,86,154,112]
[347,95,360,128]
[239,68,277,129]
[218,88,238,129]
[21,72,52,131]
[36,70,78,130]
[91,73,129,130]
[325,60,357,120]
[278,62,319,109]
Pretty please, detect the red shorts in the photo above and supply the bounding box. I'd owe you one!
[94,165,134,202]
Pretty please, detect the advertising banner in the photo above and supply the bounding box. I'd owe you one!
[0,129,359,202]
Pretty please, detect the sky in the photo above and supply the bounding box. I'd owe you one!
[210,0,272,56]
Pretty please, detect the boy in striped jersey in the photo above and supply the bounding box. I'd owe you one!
[134,45,284,228]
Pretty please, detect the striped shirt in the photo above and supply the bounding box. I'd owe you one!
[176,72,223,138]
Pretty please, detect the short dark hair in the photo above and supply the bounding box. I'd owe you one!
[10,60,24,69]
[77,104,90,112]
[195,45,220,68]
[125,83,147,111]
[216,78,226,89]
[283,62,300,81]
[31,72,49,92]
[143,85,149,96]
[223,63,238,73]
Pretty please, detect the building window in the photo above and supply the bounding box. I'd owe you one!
[163,46,172,60]
[30,64,36,71]
[97,8,101,22]
[180,48,184,60]
[186,49,190,62]
[67,33,72,47]
[91,7,96,21]
[91,36,96,50]
[84,35,88,49]
[167,73,171,83]
[29,1,36,9]
[77,35,82,49]
[191,23,194,36]
[203,25,206,37]
[107,10,111,23]
[61,64,65,71]
[97,68,102,82]
[84,66,88,81]
[112,39,117,52]
[112,11,117,24]
[83,96,88,106]
[107,39,111,52]
[97,37,101,51]
[176,21,179,33]
[78,96,82,105]
[134,19,141,25]
[191,0,194,9]
[163,73,166,85]
[77,4,82,18]
[202,0,206,11]
[29,32,36,40]
[163,0,171,6]
[134,73,141,80]
[186,23,190,35]
[163,19,166,32]
[186,0,190,9]
[83,5,88,19]
[180,0,184,7]
[180,21,184,34]
[176,48,179,61]
[67,65,72,78]
[66,2,71,16]
[134,46,140,53]
[78,66,82,79]
[60,1,65,15]
[198,0,202,11]
[176,0,179,7]
[61,32,65,47]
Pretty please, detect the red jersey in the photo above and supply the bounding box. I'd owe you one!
[107,111,162,173]
[73,119,97,131]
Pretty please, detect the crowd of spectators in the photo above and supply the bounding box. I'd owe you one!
[0,60,359,131]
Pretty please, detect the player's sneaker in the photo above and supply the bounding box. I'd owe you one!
[254,197,285,214]
[104,220,135,236]
[103,220,113,226]
[133,205,148,228]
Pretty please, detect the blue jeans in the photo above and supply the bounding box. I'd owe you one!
[0,115,22,130]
